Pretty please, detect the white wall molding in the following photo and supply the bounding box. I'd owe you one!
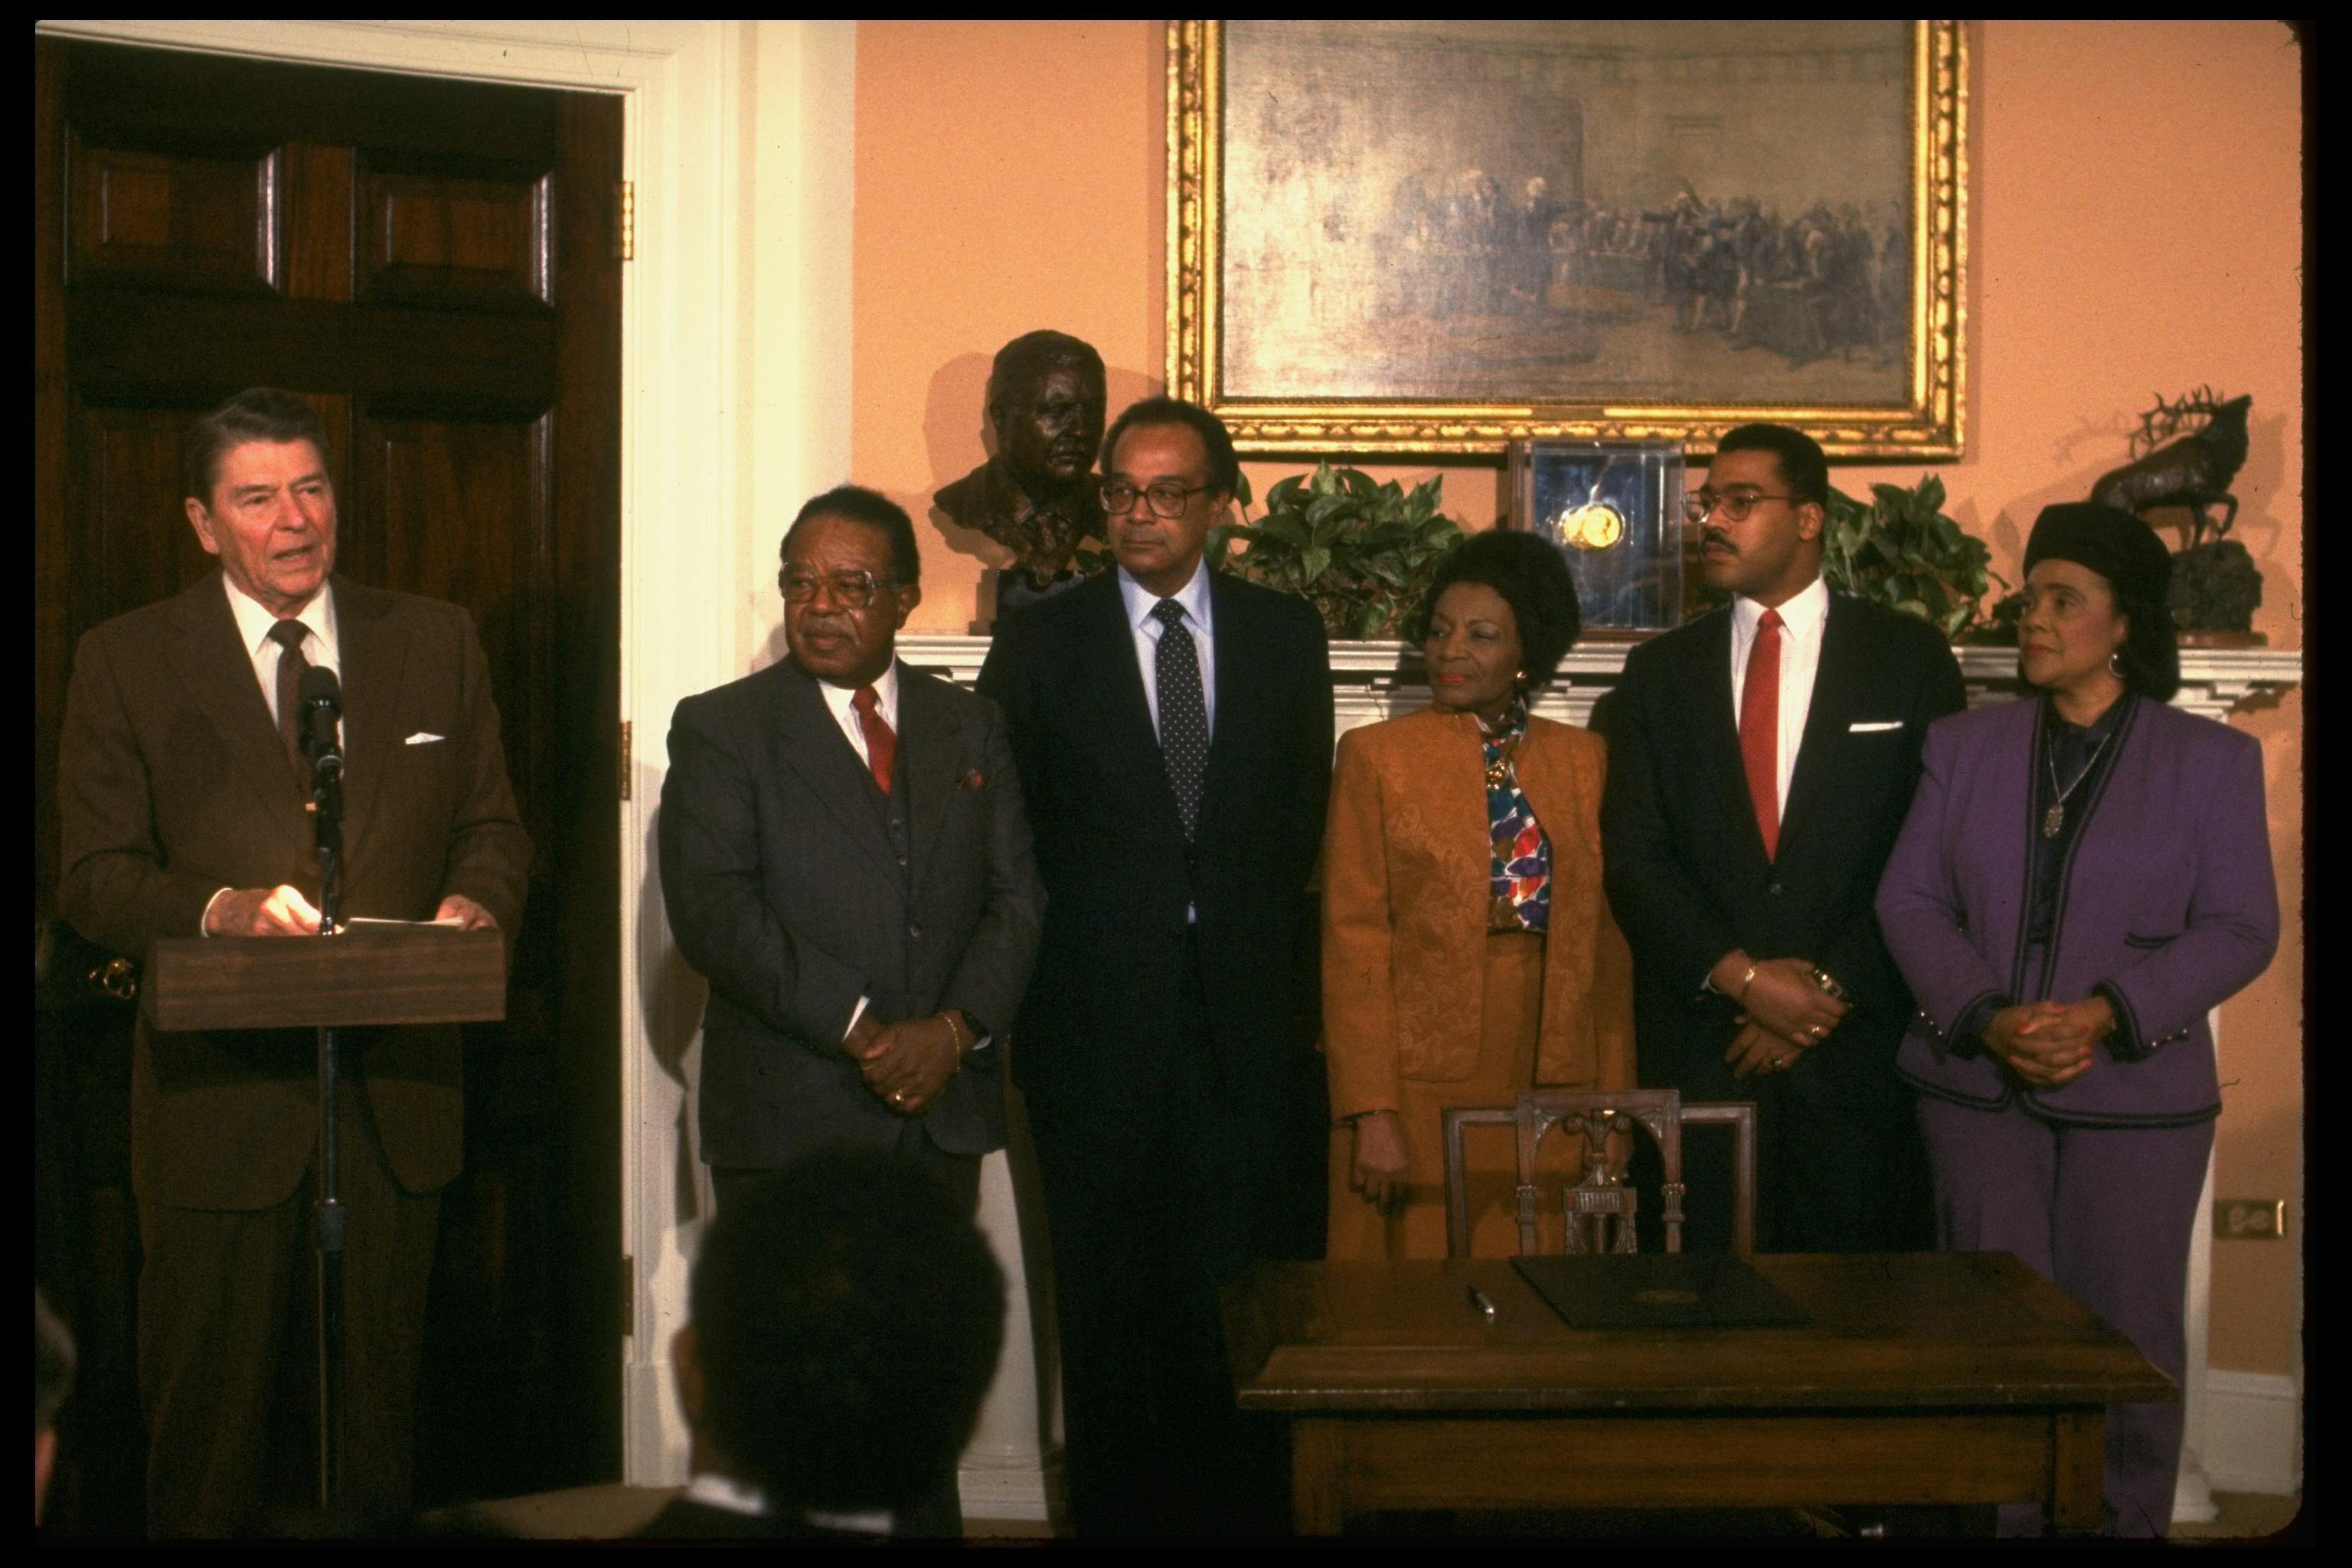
[904,635,2305,734]
[2203,1370,2302,1496]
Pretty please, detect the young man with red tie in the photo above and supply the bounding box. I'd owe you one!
[1598,424,1965,1254]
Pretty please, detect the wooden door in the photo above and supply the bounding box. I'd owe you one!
[34,37,622,1527]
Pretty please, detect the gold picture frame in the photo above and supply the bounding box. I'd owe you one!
[1166,21,1967,458]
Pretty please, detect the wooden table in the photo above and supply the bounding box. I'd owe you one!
[1221,1253,2173,1536]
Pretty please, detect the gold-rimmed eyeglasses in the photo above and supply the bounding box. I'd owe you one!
[782,567,891,609]
[1682,489,1796,524]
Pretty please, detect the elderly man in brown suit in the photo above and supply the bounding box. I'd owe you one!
[56,387,531,1535]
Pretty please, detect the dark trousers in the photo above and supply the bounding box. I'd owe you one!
[1918,1096,2212,1538]
[1026,955,1289,1537]
[1633,1043,1936,1255]
[711,1119,982,1540]
[710,1119,982,1217]
[136,1082,440,1537]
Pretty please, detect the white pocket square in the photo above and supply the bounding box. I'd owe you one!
[1848,720,1905,733]
[405,732,446,745]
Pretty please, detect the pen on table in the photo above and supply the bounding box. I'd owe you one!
[1467,1284,1497,1322]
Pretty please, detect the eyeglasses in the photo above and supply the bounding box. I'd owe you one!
[1101,479,1216,520]
[782,567,892,609]
[1682,489,1796,524]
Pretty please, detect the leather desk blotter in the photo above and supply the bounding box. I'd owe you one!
[1512,1253,1813,1331]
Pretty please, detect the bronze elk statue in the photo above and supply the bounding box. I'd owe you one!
[2091,388,2251,547]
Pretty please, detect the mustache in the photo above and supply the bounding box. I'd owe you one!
[1702,528,1736,552]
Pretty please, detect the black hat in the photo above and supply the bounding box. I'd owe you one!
[2023,502,2171,607]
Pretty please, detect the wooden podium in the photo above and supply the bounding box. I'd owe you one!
[143,926,506,1032]
[142,924,506,1508]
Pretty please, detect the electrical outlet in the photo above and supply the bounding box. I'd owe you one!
[2213,1199,2287,1240]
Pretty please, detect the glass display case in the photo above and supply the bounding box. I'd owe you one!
[1508,440,1687,634]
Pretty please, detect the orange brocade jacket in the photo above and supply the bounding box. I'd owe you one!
[1320,703,1636,1120]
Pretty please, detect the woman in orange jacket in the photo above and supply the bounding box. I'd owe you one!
[1321,530,1635,1259]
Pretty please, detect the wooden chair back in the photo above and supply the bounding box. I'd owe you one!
[1441,1091,1757,1259]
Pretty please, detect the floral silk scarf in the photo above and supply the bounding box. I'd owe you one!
[1479,698,1551,933]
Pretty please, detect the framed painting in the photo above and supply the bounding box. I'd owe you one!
[1166,20,1967,458]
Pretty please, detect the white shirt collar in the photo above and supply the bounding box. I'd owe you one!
[813,656,900,726]
[224,573,340,665]
[1733,572,1830,642]
[1117,562,1214,635]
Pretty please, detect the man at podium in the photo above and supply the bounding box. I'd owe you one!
[54,388,531,1535]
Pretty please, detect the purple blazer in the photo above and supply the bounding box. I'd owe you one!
[1876,694,2278,1125]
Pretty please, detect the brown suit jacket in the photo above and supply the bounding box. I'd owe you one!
[57,572,531,1208]
[1321,704,1635,1119]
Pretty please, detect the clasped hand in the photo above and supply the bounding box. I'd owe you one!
[845,1011,961,1116]
[1716,954,1847,1079]
[1982,997,2111,1088]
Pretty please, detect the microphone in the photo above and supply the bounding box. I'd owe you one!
[298,665,344,779]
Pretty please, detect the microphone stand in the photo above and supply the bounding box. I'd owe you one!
[310,745,346,1511]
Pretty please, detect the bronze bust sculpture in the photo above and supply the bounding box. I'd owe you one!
[935,330,1107,616]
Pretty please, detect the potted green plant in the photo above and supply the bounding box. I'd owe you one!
[1202,464,1466,639]
[1820,474,2008,642]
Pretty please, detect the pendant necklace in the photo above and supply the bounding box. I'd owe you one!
[2042,730,2112,840]
[1485,733,1520,789]
[1481,709,1524,790]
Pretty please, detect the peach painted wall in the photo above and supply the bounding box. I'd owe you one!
[851,20,2304,1375]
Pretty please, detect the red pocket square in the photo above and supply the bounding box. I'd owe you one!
[957,769,985,789]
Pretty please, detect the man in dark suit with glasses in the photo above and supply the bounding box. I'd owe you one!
[979,397,1334,1536]
[1598,423,1965,1257]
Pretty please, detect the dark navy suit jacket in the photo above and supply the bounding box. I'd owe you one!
[1599,593,1967,1109]
[975,569,1332,1113]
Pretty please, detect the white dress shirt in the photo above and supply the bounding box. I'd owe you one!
[1116,564,1216,741]
[222,574,340,727]
[814,658,901,773]
[1727,573,1830,820]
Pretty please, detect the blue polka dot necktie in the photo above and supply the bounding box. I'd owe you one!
[1151,598,1207,840]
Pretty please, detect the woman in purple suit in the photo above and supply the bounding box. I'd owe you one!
[1876,503,2278,1538]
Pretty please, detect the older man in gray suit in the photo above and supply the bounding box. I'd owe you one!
[659,486,1044,1236]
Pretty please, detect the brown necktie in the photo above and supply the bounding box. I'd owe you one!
[1739,607,1783,861]
[851,684,895,795]
[268,619,314,792]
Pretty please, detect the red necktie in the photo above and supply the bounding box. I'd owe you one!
[851,685,895,795]
[1740,608,1783,861]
